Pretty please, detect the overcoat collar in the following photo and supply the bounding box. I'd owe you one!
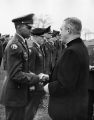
[67,37,82,47]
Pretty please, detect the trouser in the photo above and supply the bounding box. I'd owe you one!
[25,91,45,120]
[5,106,26,120]
[88,90,94,120]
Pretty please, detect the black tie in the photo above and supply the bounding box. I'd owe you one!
[25,40,28,49]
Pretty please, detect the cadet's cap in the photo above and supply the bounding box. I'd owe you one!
[52,30,60,37]
[12,13,35,24]
[31,26,51,36]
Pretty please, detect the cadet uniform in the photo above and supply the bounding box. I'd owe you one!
[29,42,45,74]
[26,41,46,120]
[30,26,52,74]
[26,27,51,120]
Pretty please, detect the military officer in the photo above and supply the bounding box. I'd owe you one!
[0,13,48,120]
[29,26,51,74]
[25,27,50,120]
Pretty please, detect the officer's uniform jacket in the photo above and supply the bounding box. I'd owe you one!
[40,41,52,74]
[29,42,45,74]
[0,33,39,107]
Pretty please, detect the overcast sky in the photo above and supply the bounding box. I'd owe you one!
[0,0,94,35]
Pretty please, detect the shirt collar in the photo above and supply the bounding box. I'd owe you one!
[16,33,25,43]
[33,41,40,48]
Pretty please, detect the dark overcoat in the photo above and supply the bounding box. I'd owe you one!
[89,70,94,90]
[48,38,89,120]
[0,34,39,107]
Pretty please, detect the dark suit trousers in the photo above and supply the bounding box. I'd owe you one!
[88,90,94,120]
[5,106,26,120]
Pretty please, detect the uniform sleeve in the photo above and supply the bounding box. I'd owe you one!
[8,43,39,85]
[48,50,80,96]
[0,41,3,65]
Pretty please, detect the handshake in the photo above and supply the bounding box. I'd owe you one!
[89,65,94,71]
[29,73,49,91]
[38,73,49,83]
[29,72,49,82]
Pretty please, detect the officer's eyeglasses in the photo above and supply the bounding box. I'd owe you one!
[26,25,32,30]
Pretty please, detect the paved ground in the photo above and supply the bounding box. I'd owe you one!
[0,68,51,120]
[34,95,51,120]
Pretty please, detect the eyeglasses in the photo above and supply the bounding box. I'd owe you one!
[26,25,32,30]
[24,24,32,30]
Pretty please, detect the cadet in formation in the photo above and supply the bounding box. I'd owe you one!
[25,26,51,120]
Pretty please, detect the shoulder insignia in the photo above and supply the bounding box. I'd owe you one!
[11,44,18,49]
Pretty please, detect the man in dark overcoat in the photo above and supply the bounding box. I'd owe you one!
[43,17,89,120]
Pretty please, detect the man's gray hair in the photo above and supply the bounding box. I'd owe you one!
[64,17,82,35]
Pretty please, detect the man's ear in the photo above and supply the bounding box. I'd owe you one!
[17,25,21,29]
